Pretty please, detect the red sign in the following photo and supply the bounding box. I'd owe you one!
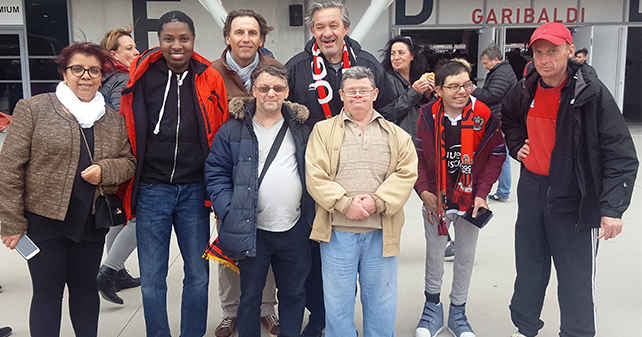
[472,7,585,24]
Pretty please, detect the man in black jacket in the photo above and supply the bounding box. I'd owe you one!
[502,22,638,337]
[473,44,517,202]
[284,2,397,336]
[285,1,396,128]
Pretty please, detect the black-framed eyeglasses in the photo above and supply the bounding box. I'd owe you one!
[342,88,375,97]
[440,82,474,93]
[66,65,102,78]
[254,85,288,93]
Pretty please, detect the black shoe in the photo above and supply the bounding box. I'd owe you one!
[0,326,13,337]
[301,321,324,337]
[97,266,124,305]
[114,269,141,292]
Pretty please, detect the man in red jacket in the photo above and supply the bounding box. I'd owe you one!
[414,59,505,337]
[119,11,228,337]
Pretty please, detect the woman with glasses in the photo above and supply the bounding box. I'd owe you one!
[381,35,435,140]
[95,26,141,306]
[0,42,136,337]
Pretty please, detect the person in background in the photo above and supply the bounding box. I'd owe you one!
[0,42,136,337]
[305,66,418,337]
[472,44,517,203]
[95,26,141,306]
[119,10,228,337]
[209,11,281,335]
[414,59,505,337]
[573,47,597,76]
[503,22,637,337]
[380,35,435,141]
[574,48,588,64]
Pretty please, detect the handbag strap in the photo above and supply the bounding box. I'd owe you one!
[79,126,105,196]
[258,120,288,188]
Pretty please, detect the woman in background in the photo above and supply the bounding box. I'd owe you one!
[95,26,141,305]
[381,35,435,140]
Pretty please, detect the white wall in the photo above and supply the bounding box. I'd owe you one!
[69,0,310,63]
[68,0,394,64]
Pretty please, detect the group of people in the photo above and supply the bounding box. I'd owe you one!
[0,2,638,337]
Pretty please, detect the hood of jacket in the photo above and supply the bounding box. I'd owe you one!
[228,96,310,124]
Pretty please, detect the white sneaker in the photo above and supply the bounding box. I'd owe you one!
[511,333,528,337]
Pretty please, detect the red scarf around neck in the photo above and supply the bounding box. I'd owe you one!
[432,98,487,235]
[312,41,351,119]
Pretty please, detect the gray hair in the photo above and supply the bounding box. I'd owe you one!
[480,44,503,61]
[340,66,375,89]
[251,64,289,85]
[304,1,350,28]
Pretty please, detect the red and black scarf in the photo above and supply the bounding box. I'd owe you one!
[312,41,351,119]
[432,97,488,235]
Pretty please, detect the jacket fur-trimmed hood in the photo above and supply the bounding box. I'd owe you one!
[228,96,310,124]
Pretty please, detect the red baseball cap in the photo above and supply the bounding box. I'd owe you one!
[529,22,573,47]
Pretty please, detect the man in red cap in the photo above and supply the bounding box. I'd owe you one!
[502,22,638,337]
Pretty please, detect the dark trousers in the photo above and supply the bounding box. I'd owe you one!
[237,218,312,337]
[27,236,103,337]
[305,239,326,326]
[510,168,599,337]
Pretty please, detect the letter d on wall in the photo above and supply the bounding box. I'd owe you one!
[395,0,433,25]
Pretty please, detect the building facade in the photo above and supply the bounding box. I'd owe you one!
[1,0,640,123]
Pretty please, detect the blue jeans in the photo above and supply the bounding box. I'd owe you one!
[237,218,311,337]
[496,144,512,199]
[320,230,397,337]
[136,183,210,337]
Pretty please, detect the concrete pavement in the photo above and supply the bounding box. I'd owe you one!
[0,127,640,336]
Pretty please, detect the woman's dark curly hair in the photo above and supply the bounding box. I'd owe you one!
[56,42,109,76]
[380,35,428,83]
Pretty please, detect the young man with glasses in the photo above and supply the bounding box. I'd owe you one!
[205,64,314,337]
[305,66,417,337]
[414,59,506,337]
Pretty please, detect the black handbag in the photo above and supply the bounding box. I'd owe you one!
[94,193,127,229]
[80,127,127,229]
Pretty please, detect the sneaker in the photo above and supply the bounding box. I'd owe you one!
[302,321,324,337]
[215,316,236,337]
[488,194,510,203]
[261,314,280,335]
[447,305,475,337]
[415,301,444,337]
[444,241,455,261]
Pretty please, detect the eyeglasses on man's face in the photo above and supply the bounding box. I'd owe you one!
[440,81,474,93]
[342,88,375,97]
[66,65,102,79]
[254,85,288,93]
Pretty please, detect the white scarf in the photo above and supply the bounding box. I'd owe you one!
[55,81,105,128]
[225,50,260,92]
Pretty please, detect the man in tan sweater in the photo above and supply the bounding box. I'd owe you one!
[305,66,418,337]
